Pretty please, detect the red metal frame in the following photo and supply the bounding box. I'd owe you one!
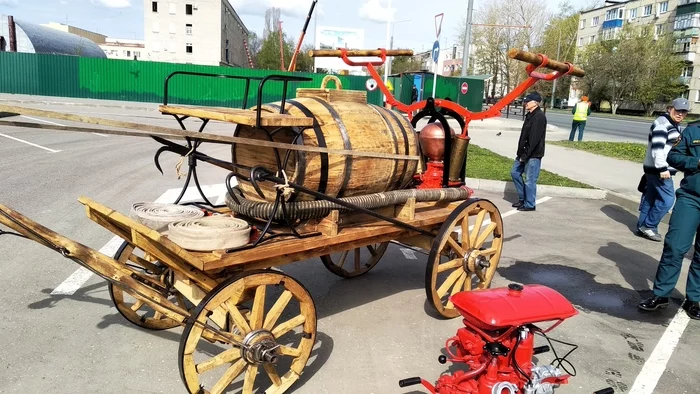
[339,48,575,138]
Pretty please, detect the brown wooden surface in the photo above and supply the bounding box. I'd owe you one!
[233,98,419,202]
[507,49,585,77]
[159,105,314,127]
[309,49,414,57]
[198,201,463,271]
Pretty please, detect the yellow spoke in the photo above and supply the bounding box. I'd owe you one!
[460,217,471,249]
[264,363,283,387]
[354,248,361,271]
[445,236,466,257]
[210,358,246,394]
[465,274,472,290]
[243,364,258,393]
[338,250,349,268]
[130,300,144,312]
[224,300,251,335]
[249,285,267,330]
[272,314,306,338]
[196,347,241,374]
[479,247,498,256]
[153,311,163,320]
[446,272,467,309]
[436,268,464,298]
[437,259,462,273]
[263,290,293,331]
[278,345,302,358]
[470,209,487,246]
[475,222,497,249]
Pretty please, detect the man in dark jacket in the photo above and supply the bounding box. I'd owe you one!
[638,119,700,320]
[510,91,547,211]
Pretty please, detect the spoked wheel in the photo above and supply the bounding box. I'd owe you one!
[320,242,389,278]
[179,270,317,394]
[108,241,192,330]
[425,198,503,319]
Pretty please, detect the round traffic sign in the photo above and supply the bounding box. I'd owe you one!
[366,78,378,91]
[461,82,469,94]
[432,40,440,63]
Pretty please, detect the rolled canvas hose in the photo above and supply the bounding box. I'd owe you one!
[167,216,251,251]
[130,202,205,232]
[226,186,471,220]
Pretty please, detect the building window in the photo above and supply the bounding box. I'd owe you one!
[0,36,5,52]
[169,3,176,14]
[655,24,664,36]
[643,5,652,16]
[580,19,586,29]
[186,44,193,53]
[186,4,193,14]
[660,1,669,13]
[589,35,596,44]
[629,8,637,19]
[695,90,700,103]
[675,13,700,30]
[578,37,584,47]
[186,24,192,35]
[592,16,599,26]
[152,1,158,12]
[605,7,623,21]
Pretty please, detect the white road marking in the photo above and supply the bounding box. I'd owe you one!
[51,183,229,295]
[21,115,65,127]
[0,132,61,153]
[401,248,417,260]
[21,114,107,137]
[455,196,554,236]
[628,309,691,394]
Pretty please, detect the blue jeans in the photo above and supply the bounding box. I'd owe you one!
[510,158,541,208]
[637,174,675,233]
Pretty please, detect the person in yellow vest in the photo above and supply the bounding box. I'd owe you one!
[569,96,592,141]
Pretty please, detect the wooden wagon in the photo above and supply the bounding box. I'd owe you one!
[0,48,582,394]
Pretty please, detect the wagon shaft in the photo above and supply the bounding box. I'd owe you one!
[0,203,191,323]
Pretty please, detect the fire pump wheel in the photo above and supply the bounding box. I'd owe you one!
[109,241,192,330]
[320,242,389,278]
[178,270,317,394]
[425,198,503,319]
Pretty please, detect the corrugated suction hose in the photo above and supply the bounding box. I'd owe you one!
[225,187,472,220]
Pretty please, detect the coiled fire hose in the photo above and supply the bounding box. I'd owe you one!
[225,186,472,220]
[130,202,204,232]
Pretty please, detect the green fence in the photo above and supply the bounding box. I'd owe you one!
[0,52,484,111]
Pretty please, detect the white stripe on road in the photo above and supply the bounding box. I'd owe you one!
[51,183,229,295]
[464,196,553,232]
[0,132,61,153]
[628,309,691,394]
[21,114,107,137]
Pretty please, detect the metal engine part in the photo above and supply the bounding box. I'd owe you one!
[492,381,518,394]
[524,365,565,394]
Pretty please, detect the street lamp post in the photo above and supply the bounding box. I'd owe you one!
[461,0,475,76]
[388,18,411,77]
[383,0,393,106]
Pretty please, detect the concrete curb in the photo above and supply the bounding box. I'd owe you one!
[0,98,158,112]
[465,177,607,199]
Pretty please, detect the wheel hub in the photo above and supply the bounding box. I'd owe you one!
[241,329,279,365]
[463,249,490,273]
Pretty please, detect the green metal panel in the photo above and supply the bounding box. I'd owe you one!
[676,3,700,15]
[0,52,384,107]
[418,73,484,113]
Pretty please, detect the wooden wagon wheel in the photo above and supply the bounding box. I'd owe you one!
[320,242,389,278]
[178,270,316,394]
[425,199,503,319]
[108,241,192,330]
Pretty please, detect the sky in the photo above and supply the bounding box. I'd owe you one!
[0,0,566,52]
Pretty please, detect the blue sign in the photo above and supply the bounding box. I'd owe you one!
[432,40,440,63]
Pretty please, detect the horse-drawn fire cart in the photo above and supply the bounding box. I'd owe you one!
[0,48,583,394]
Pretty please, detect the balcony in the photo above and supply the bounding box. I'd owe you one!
[681,76,692,85]
[685,52,696,62]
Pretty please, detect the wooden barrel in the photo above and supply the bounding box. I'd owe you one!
[232,95,419,202]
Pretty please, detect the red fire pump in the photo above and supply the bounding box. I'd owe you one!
[398,283,614,394]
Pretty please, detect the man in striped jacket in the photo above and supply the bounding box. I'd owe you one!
[637,98,689,241]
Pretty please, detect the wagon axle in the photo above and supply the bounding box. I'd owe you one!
[241,329,281,365]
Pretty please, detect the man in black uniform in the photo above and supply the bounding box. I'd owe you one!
[638,119,700,319]
[510,91,547,211]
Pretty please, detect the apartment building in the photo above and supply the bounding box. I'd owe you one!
[674,0,700,104]
[100,38,146,60]
[144,0,250,67]
[570,0,679,107]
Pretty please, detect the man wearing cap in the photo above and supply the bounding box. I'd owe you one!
[511,91,547,211]
[636,98,689,241]
[638,104,700,320]
[569,96,591,141]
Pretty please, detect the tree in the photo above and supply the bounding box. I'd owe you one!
[256,29,294,70]
[247,32,262,67]
[533,12,579,104]
[390,52,424,74]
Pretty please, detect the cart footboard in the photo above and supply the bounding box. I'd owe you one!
[0,203,190,322]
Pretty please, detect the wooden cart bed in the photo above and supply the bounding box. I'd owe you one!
[159,105,314,127]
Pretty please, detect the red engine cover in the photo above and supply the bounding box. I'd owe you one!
[451,284,577,331]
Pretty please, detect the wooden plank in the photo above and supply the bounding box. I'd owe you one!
[201,204,456,271]
[158,105,314,127]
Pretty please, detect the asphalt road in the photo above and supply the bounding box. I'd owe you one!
[0,105,698,394]
[545,111,653,143]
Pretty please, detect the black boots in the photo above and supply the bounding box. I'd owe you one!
[682,299,700,320]
[638,296,669,311]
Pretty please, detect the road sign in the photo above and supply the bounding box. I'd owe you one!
[461,82,469,94]
[432,40,440,63]
[435,13,444,38]
[366,78,378,91]
[386,79,394,91]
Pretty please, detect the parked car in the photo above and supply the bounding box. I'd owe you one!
[554,98,568,109]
